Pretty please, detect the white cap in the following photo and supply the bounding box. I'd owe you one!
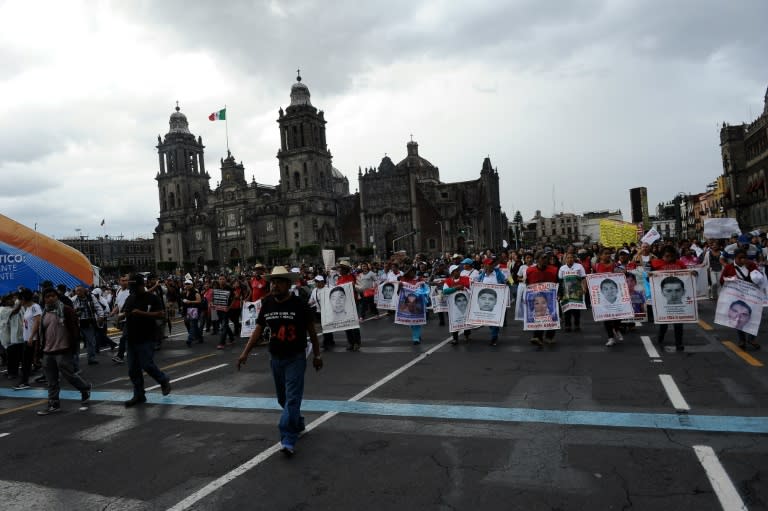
[449,264,460,274]
[314,275,325,282]
[184,279,193,285]
[290,267,300,273]
[91,288,102,296]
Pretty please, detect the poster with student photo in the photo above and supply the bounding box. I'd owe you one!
[466,281,508,327]
[514,284,526,321]
[714,279,764,336]
[375,281,399,310]
[586,273,634,322]
[447,290,477,333]
[240,300,262,338]
[395,282,428,326]
[319,282,360,333]
[523,283,560,331]
[429,286,448,313]
[623,270,648,322]
[560,273,586,312]
[649,270,698,324]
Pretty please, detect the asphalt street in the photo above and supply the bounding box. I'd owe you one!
[1,299,766,511]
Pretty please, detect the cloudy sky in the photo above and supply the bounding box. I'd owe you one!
[1,0,766,240]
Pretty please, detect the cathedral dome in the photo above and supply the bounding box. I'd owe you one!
[290,72,313,107]
[168,104,191,134]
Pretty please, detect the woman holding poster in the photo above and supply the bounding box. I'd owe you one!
[650,245,692,352]
[558,252,586,332]
[443,265,473,344]
[593,249,625,347]
[525,252,559,346]
[397,267,428,344]
[719,248,762,350]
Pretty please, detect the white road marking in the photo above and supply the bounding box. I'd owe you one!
[692,445,748,511]
[0,433,9,438]
[641,335,661,359]
[659,374,691,412]
[167,336,454,511]
[146,364,229,391]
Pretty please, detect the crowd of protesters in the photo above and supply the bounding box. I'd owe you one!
[1,231,766,415]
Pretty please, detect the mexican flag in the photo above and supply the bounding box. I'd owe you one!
[208,108,226,121]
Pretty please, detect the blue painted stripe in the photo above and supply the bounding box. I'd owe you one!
[2,388,766,434]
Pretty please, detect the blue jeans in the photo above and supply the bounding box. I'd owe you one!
[489,326,499,340]
[270,352,307,448]
[184,314,202,344]
[127,341,169,398]
[410,325,422,342]
[80,324,98,362]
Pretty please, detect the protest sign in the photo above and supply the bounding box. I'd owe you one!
[322,249,335,269]
[714,279,764,336]
[447,290,476,333]
[640,227,661,245]
[560,272,586,312]
[599,220,638,247]
[523,282,560,331]
[466,281,508,327]
[430,286,448,312]
[319,282,359,333]
[240,300,262,338]
[395,282,428,326]
[704,218,740,239]
[212,289,230,312]
[624,270,648,322]
[586,273,634,321]
[375,281,399,310]
[514,284,526,321]
[649,270,698,323]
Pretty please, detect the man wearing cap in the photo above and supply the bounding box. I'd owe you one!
[336,261,363,351]
[237,266,323,456]
[723,234,760,264]
[460,258,479,281]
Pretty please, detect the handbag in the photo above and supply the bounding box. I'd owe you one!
[186,307,199,320]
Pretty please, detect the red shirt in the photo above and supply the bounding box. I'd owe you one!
[594,262,615,274]
[650,259,687,271]
[336,274,355,285]
[526,265,558,284]
[444,276,471,289]
[250,276,269,301]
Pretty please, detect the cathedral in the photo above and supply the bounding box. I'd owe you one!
[153,75,506,269]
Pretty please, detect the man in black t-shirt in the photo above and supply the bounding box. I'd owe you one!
[237,266,322,456]
[123,273,172,407]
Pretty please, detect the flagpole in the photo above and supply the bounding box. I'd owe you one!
[225,104,229,154]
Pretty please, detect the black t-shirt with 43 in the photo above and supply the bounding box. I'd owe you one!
[257,294,311,358]
[124,291,163,343]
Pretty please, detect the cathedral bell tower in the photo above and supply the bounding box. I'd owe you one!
[154,104,212,266]
[276,72,334,195]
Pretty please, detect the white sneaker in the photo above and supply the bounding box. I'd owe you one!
[615,331,624,341]
[605,338,616,347]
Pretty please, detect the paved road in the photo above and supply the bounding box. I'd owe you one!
[1,301,766,510]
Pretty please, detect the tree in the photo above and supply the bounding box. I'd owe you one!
[297,244,321,257]
[267,248,293,264]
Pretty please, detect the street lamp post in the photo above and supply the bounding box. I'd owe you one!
[435,221,445,255]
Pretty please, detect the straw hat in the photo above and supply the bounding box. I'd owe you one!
[264,266,301,282]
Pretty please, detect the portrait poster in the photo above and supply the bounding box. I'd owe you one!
[693,265,709,298]
[649,270,698,324]
[319,282,360,333]
[523,282,560,331]
[514,284,526,321]
[623,269,648,322]
[240,300,262,338]
[586,273,634,322]
[212,289,230,312]
[375,281,399,310]
[714,280,764,336]
[447,290,476,333]
[560,272,586,312]
[466,281,509,327]
[395,282,428,326]
[430,286,448,313]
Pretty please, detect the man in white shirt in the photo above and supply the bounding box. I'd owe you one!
[558,252,586,332]
[111,275,132,364]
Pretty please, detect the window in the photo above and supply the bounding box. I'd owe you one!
[293,172,301,190]
[441,192,448,199]
[167,248,172,255]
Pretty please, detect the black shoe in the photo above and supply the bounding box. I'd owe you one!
[490,338,498,346]
[280,445,295,456]
[675,345,685,352]
[124,395,147,408]
[81,384,92,406]
[161,381,172,396]
[37,405,61,416]
[34,375,47,383]
[450,338,458,345]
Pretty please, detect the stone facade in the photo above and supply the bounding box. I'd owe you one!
[719,85,768,231]
[153,76,506,269]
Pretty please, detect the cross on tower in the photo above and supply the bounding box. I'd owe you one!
[296,69,301,81]
[175,100,180,112]
[410,134,413,142]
